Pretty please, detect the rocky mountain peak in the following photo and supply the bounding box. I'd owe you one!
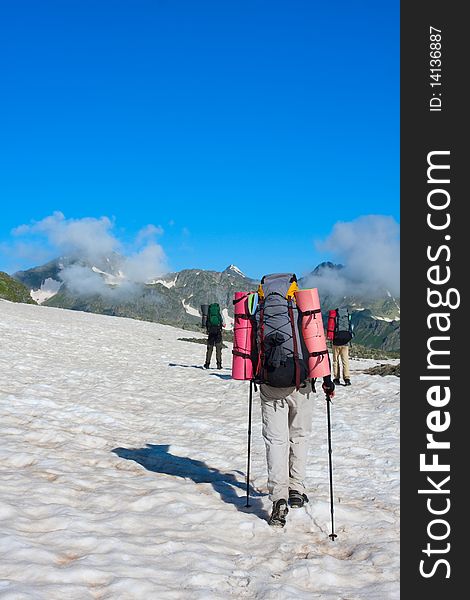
[222,265,246,277]
[311,261,344,275]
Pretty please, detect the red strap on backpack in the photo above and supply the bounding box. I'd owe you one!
[256,300,266,382]
[288,300,301,390]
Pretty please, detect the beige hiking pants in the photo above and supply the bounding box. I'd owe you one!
[260,383,314,502]
[332,344,350,380]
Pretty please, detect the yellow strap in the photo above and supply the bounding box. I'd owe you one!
[286,281,299,299]
[258,280,298,300]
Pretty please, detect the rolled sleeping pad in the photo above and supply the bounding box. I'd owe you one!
[232,291,254,380]
[294,288,331,378]
[248,291,258,315]
[326,309,337,341]
[201,304,209,328]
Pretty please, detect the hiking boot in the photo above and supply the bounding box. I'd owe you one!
[333,378,340,385]
[344,378,351,386]
[268,499,289,527]
[217,363,222,370]
[203,363,210,369]
[288,489,309,508]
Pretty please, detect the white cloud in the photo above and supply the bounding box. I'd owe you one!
[122,243,168,283]
[15,212,119,262]
[307,215,400,298]
[59,264,110,297]
[135,224,164,247]
[7,213,170,295]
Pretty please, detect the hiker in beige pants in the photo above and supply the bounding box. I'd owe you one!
[332,343,350,384]
[260,383,314,503]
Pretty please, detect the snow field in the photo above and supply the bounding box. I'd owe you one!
[0,300,399,599]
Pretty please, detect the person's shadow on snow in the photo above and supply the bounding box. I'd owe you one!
[112,444,268,519]
[168,362,205,370]
[168,363,232,379]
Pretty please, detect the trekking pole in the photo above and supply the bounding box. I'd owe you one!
[245,381,253,507]
[245,380,253,507]
[325,391,338,540]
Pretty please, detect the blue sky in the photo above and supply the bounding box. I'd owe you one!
[0,0,399,278]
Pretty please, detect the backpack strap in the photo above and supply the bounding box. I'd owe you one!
[309,349,328,357]
[286,279,298,300]
[299,308,321,317]
[256,298,266,382]
[287,299,301,390]
[299,308,322,329]
[232,349,252,359]
[233,294,252,320]
[286,277,300,389]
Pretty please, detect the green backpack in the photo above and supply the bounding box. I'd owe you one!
[207,303,222,327]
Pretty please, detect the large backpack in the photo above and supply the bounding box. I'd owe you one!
[255,273,308,389]
[207,303,223,329]
[330,308,353,346]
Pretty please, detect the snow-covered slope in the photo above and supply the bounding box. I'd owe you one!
[30,277,62,304]
[0,300,399,599]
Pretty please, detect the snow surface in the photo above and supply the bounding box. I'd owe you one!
[370,315,399,323]
[30,278,62,304]
[0,300,399,599]
[222,308,234,331]
[182,298,201,317]
[91,266,125,285]
[150,276,177,288]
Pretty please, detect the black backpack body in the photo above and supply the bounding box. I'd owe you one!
[332,308,353,346]
[255,273,308,389]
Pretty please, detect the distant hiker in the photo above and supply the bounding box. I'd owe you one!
[253,274,335,527]
[204,303,225,369]
[327,308,353,386]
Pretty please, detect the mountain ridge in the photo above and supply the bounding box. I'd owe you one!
[12,259,400,350]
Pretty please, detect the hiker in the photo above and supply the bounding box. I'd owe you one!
[327,308,353,386]
[204,303,225,369]
[254,274,335,527]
